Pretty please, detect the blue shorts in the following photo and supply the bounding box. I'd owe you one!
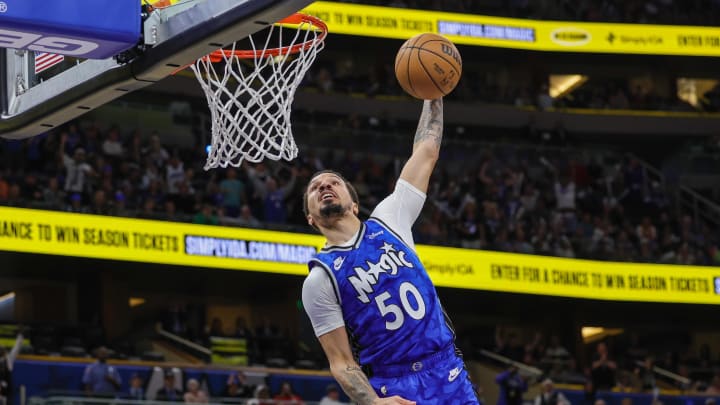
[367,347,480,405]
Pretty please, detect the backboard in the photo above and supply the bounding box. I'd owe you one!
[0,0,314,139]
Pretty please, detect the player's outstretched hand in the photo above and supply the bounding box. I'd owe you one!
[373,396,416,405]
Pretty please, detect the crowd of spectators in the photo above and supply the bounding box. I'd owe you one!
[417,142,719,265]
[0,118,718,266]
[305,60,711,113]
[340,0,720,26]
[80,344,339,404]
[492,326,720,399]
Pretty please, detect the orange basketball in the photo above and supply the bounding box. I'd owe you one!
[394,33,462,100]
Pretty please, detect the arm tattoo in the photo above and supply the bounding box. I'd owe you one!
[413,98,444,148]
[335,364,378,405]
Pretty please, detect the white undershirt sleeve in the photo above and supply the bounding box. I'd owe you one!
[370,179,426,249]
[302,266,345,337]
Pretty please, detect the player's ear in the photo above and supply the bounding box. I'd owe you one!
[352,202,359,215]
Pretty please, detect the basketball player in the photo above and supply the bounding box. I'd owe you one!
[302,99,479,405]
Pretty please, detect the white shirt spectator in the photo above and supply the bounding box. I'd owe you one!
[554,181,576,210]
[534,388,570,405]
[102,138,124,157]
[63,153,93,193]
[166,160,185,194]
[636,222,657,244]
[141,166,161,190]
[546,346,570,359]
[520,188,539,212]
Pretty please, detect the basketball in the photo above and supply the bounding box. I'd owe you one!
[394,33,462,100]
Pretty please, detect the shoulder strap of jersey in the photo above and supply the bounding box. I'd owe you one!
[367,216,412,250]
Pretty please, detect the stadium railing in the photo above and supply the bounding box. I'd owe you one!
[155,323,212,363]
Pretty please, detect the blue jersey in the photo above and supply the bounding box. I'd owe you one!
[308,218,455,370]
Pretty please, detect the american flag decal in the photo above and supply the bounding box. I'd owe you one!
[34,52,64,74]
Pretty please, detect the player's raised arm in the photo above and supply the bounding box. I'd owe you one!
[399,98,443,194]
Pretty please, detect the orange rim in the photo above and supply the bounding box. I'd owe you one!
[204,13,327,62]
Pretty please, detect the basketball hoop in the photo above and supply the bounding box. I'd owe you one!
[190,13,327,169]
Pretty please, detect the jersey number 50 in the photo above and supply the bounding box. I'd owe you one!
[374,282,426,330]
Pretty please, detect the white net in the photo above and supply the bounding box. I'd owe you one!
[190,15,325,169]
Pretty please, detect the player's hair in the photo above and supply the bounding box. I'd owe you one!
[302,170,359,217]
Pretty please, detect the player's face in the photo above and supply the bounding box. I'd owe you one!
[306,173,357,226]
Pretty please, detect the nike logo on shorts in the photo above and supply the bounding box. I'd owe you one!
[448,367,461,382]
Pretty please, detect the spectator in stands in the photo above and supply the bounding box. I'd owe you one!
[705,374,720,395]
[273,381,304,405]
[633,356,657,393]
[710,245,720,265]
[156,370,183,402]
[636,217,658,246]
[233,317,252,339]
[173,181,196,214]
[102,127,124,159]
[59,134,95,200]
[0,331,23,405]
[126,129,143,163]
[141,163,161,190]
[262,168,297,224]
[62,125,82,154]
[137,199,161,220]
[591,342,617,392]
[0,173,8,204]
[5,184,23,207]
[553,172,577,225]
[319,384,343,405]
[90,190,111,215]
[66,192,87,213]
[457,201,483,249]
[208,317,225,337]
[82,347,121,397]
[166,155,185,196]
[220,168,245,217]
[165,200,178,221]
[247,385,272,405]
[555,235,576,258]
[537,85,554,110]
[545,335,570,361]
[128,373,145,400]
[21,173,42,203]
[193,204,219,225]
[227,204,261,228]
[183,378,209,403]
[496,366,527,405]
[42,177,65,209]
[534,379,570,405]
[495,327,525,362]
[512,227,534,254]
[144,133,169,168]
[224,371,254,399]
[255,318,280,339]
[112,192,130,217]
